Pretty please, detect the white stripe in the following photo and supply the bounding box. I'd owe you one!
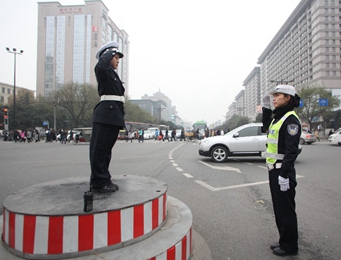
[183,173,193,178]
[186,231,191,258]
[155,251,167,260]
[94,212,108,249]
[63,216,78,253]
[175,239,182,260]
[4,209,9,244]
[158,196,163,225]
[34,216,49,254]
[15,214,24,251]
[172,163,178,167]
[121,207,133,242]
[176,167,183,172]
[144,201,152,234]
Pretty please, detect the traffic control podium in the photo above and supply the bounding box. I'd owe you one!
[1,175,193,259]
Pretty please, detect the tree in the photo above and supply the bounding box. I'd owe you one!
[296,85,340,127]
[222,114,250,131]
[124,100,156,123]
[51,82,98,128]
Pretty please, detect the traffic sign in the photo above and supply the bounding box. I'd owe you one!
[318,98,328,106]
[299,100,304,107]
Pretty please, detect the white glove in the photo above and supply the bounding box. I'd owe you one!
[278,176,290,192]
[262,95,271,109]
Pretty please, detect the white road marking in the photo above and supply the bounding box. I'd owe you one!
[198,161,242,173]
[195,175,304,191]
[183,173,193,178]
[176,167,183,172]
[172,163,178,167]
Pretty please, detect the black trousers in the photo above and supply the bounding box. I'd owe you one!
[269,168,298,253]
[90,123,120,188]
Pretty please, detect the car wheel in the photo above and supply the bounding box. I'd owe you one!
[307,142,312,145]
[211,146,228,162]
[299,138,305,145]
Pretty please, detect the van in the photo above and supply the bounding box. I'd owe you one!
[147,127,160,138]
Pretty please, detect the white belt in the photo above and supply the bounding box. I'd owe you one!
[262,152,285,160]
[100,95,125,103]
[267,163,282,171]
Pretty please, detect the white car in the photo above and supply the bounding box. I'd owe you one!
[143,130,154,140]
[300,130,317,145]
[199,123,267,162]
[328,128,341,145]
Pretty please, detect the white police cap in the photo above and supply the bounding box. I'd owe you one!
[95,41,124,59]
[270,85,296,96]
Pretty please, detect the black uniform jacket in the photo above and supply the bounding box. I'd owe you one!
[262,106,301,178]
[92,49,125,128]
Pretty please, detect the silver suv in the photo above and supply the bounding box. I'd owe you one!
[198,123,267,162]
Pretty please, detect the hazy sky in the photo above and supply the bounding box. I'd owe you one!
[1,0,301,125]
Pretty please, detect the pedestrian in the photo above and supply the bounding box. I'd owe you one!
[180,128,186,141]
[163,129,169,142]
[262,85,301,256]
[89,41,125,193]
[170,129,176,141]
[127,130,133,143]
[315,129,320,141]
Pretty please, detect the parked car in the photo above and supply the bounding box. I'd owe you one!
[328,128,341,145]
[143,130,154,140]
[198,123,267,162]
[300,130,317,145]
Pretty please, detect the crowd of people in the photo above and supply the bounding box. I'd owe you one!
[1,128,81,144]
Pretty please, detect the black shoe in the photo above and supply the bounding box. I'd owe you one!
[270,243,280,250]
[273,247,298,256]
[92,181,118,193]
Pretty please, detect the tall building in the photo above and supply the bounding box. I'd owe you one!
[36,0,129,97]
[258,0,341,97]
[141,91,173,122]
[243,67,260,121]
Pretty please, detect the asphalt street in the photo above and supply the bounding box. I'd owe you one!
[0,138,340,259]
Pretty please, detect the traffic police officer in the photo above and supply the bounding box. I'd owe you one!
[90,41,125,192]
[262,85,301,256]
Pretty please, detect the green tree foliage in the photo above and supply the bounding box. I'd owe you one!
[222,114,250,131]
[124,100,156,123]
[296,85,340,127]
[51,82,98,128]
[323,109,341,130]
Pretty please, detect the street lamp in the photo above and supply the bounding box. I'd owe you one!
[6,47,24,128]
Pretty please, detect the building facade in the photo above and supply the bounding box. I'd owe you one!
[258,0,341,97]
[242,67,260,121]
[0,82,34,105]
[141,91,173,122]
[36,0,129,97]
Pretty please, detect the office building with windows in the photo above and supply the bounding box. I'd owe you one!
[258,0,341,98]
[36,0,129,97]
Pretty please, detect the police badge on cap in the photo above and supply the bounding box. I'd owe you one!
[95,41,124,59]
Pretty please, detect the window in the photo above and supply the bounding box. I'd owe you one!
[326,47,330,52]
[333,71,336,76]
[237,126,258,137]
[326,55,330,60]
[326,71,330,76]
[7,88,10,94]
[326,63,330,68]
[1,87,4,93]
[332,63,336,68]
[0,96,4,102]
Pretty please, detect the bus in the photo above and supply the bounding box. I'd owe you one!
[193,121,207,130]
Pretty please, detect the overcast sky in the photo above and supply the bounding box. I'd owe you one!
[1,0,301,125]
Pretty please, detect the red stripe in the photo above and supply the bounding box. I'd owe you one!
[181,234,187,260]
[163,193,167,221]
[150,258,156,260]
[152,199,159,229]
[2,208,5,242]
[8,212,15,248]
[167,245,176,260]
[108,210,121,245]
[133,204,144,238]
[78,215,94,251]
[23,215,36,254]
[48,216,63,254]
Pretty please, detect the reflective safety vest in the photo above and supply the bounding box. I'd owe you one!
[264,111,300,164]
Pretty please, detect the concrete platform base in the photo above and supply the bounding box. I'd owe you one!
[1,176,199,259]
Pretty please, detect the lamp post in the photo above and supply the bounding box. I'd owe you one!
[6,47,24,128]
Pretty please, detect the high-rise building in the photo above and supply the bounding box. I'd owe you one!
[258,0,341,97]
[36,0,129,97]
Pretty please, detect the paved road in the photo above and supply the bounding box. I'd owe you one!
[0,138,340,259]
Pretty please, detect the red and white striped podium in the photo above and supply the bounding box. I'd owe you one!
[2,175,193,259]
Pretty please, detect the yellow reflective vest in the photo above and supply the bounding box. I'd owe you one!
[265,111,300,164]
